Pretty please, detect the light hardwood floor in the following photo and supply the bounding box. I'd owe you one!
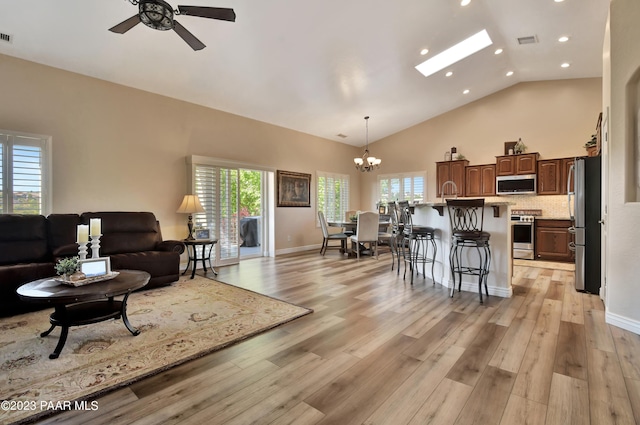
[36,251,640,425]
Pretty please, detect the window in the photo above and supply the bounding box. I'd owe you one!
[1,130,51,215]
[317,171,349,224]
[378,172,426,204]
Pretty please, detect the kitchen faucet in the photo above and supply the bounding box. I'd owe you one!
[441,180,458,203]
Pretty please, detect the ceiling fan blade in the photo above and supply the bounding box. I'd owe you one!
[108,15,142,34]
[177,6,236,22]
[173,20,206,51]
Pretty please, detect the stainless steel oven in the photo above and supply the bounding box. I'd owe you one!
[511,209,541,260]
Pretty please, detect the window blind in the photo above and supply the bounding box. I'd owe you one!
[317,171,349,224]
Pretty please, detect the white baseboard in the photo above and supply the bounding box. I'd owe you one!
[446,278,513,298]
[276,244,321,256]
[606,311,640,335]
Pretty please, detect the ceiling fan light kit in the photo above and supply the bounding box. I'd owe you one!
[109,0,236,51]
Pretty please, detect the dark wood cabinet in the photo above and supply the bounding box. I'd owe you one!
[561,157,575,194]
[537,157,575,195]
[496,153,539,176]
[436,160,468,197]
[535,219,574,262]
[537,159,562,195]
[465,164,496,197]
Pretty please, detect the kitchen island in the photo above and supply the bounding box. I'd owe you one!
[410,200,514,298]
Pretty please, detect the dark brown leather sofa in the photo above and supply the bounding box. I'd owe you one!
[0,212,185,317]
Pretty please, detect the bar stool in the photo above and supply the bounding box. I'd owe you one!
[400,206,437,285]
[387,202,402,272]
[446,199,491,303]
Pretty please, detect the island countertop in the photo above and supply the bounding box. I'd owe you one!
[413,200,514,217]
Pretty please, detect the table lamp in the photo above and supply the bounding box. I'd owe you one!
[176,194,205,240]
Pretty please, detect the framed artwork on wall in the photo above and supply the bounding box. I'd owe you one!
[277,170,311,207]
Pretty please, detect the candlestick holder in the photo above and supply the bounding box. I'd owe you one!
[77,242,88,260]
[90,234,102,258]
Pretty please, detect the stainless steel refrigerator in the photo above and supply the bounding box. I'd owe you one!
[568,156,602,294]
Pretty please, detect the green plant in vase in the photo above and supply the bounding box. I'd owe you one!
[584,134,597,148]
[514,138,527,154]
[55,256,79,280]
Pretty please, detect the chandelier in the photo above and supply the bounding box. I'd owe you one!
[354,116,381,172]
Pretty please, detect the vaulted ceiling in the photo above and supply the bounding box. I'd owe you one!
[0,0,609,146]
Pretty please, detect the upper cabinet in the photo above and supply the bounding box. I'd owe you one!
[495,153,539,176]
[537,159,562,195]
[538,157,575,195]
[436,160,468,198]
[465,164,496,197]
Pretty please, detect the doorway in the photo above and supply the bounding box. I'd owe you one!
[188,156,275,267]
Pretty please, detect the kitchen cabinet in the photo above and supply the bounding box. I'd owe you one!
[436,160,468,197]
[496,153,539,176]
[537,159,562,195]
[537,157,575,195]
[561,157,575,194]
[535,219,574,262]
[465,164,496,197]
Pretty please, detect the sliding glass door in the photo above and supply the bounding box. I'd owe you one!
[188,156,275,266]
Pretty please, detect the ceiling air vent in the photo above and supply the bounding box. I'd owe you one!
[0,32,13,44]
[336,133,348,138]
[517,35,538,45]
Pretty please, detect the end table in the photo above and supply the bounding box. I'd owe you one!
[182,239,218,279]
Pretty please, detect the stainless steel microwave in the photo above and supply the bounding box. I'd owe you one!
[496,174,537,195]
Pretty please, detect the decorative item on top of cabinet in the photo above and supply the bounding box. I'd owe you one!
[495,152,539,176]
[465,164,496,197]
[436,159,468,197]
[535,219,574,262]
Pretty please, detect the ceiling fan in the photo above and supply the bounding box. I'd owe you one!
[109,0,236,51]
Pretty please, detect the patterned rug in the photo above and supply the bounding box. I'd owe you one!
[0,275,312,425]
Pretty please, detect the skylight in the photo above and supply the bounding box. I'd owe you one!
[415,30,493,78]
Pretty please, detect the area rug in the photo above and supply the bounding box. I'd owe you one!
[0,275,312,425]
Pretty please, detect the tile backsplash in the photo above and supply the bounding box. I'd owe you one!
[483,195,570,218]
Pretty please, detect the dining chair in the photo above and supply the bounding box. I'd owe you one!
[318,211,348,256]
[350,211,380,260]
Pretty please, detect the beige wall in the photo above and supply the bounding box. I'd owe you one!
[1,54,603,255]
[0,53,362,250]
[607,0,640,332]
[360,78,602,208]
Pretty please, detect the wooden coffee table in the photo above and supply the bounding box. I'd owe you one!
[16,270,150,359]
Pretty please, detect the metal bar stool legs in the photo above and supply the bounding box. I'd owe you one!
[449,241,491,303]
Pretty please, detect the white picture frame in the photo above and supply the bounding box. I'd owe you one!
[79,257,111,278]
[195,228,210,240]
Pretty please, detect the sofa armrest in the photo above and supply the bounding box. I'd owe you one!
[156,240,186,255]
[52,243,79,259]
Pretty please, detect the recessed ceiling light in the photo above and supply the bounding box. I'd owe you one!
[461,0,471,6]
[415,29,493,78]
[445,71,453,77]
[506,71,514,76]
[561,62,570,68]
[494,48,503,55]
[558,36,569,42]
[463,89,470,94]
[420,48,429,55]
[554,0,564,2]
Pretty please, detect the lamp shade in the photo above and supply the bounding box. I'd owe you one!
[176,195,205,214]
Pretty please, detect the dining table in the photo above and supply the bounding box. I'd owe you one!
[328,219,392,256]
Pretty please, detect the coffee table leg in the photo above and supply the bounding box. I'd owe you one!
[50,325,69,359]
[120,292,140,336]
[40,323,56,338]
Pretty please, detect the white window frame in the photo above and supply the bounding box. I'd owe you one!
[377,171,426,204]
[1,129,52,215]
[316,171,350,225]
